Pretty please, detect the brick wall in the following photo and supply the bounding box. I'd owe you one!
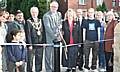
[104,0,120,11]
[68,0,97,10]
[68,0,78,10]
[104,0,112,10]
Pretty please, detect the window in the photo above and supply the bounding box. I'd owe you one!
[79,0,85,5]
[96,0,103,6]
[64,0,66,2]
[119,0,120,6]
[112,0,116,7]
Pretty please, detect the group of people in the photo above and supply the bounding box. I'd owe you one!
[62,7,118,72]
[0,1,119,72]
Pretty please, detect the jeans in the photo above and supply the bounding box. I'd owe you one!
[98,42,106,69]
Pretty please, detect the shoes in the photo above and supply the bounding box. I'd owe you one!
[91,69,98,72]
[91,66,96,70]
[78,67,83,71]
[91,66,98,72]
[99,68,106,72]
[84,66,90,70]
[65,69,71,72]
[65,68,76,72]
[72,69,76,72]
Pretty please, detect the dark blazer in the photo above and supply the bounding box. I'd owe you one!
[76,17,85,42]
[25,18,46,45]
[62,20,82,67]
[62,20,82,44]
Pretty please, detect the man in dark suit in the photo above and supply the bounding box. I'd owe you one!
[25,7,45,72]
[76,9,85,71]
[43,1,62,72]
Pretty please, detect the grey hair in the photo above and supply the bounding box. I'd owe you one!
[107,11,115,19]
[30,7,39,13]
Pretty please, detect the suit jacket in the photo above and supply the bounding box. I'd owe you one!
[76,17,85,42]
[43,11,62,43]
[62,20,82,44]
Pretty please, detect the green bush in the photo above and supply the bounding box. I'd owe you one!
[96,2,107,12]
[6,0,48,19]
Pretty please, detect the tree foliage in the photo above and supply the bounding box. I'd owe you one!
[6,0,48,19]
[96,2,107,12]
[38,0,48,18]
[0,0,7,9]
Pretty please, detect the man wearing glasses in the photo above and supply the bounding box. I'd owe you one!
[43,1,62,72]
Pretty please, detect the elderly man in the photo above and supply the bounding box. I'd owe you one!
[76,9,84,71]
[25,7,45,72]
[43,1,62,72]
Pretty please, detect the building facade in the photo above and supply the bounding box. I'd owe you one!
[59,0,120,11]
[104,0,120,11]
[57,0,120,18]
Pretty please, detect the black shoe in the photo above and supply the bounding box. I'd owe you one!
[78,67,83,71]
[65,69,71,72]
[72,69,76,72]
[84,66,90,70]
[91,66,96,70]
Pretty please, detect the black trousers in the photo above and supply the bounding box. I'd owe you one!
[83,40,99,69]
[67,46,78,68]
[27,46,43,72]
[76,46,84,68]
[105,52,113,72]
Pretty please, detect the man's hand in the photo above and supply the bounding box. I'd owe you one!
[16,62,20,67]
[29,46,33,51]
[19,61,23,65]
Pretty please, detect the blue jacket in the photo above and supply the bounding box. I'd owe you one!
[6,42,27,63]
